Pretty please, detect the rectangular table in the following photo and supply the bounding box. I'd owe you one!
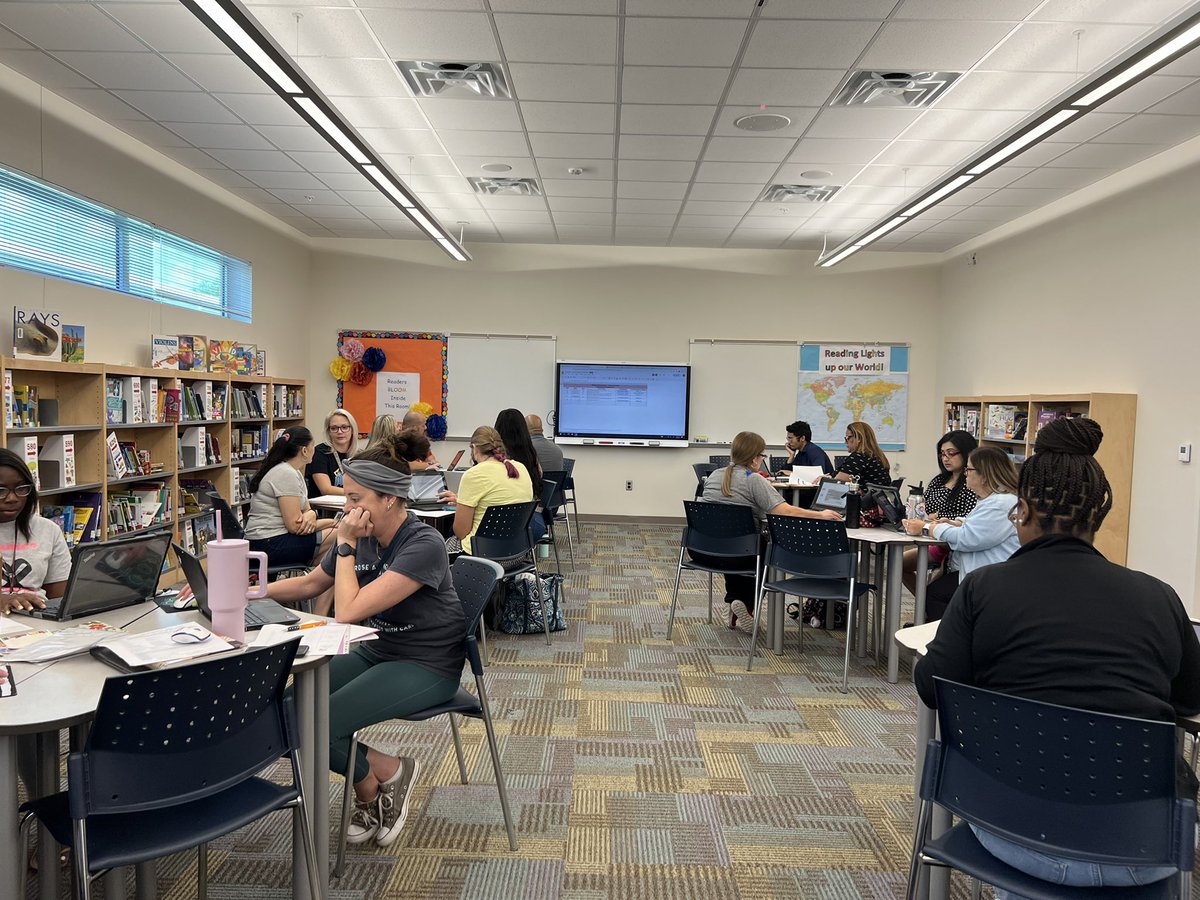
[312,494,457,538]
[0,603,332,900]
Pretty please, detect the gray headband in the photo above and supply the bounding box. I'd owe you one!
[341,459,412,497]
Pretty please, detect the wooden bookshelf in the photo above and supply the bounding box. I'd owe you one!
[942,392,1136,564]
[1,357,307,584]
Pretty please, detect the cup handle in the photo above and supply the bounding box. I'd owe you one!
[247,551,270,598]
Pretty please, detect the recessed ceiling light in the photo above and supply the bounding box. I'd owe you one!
[480,163,512,173]
[733,113,791,132]
[800,169,831,180]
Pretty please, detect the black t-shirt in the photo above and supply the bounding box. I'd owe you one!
[305,443,342,498]
[320,513,466,679]
[836,451,890,487]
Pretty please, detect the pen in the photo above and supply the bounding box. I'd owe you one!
[288,621,326,631]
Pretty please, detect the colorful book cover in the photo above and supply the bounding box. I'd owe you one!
[177,334,208,371]
[151,334,179,369]
[254,349,266,377]
[232,343,256,376]
[60,324,85,363]
[12,308,61,361]
[208,339,237,374]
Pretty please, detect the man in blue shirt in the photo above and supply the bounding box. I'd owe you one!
[781,420,834,476]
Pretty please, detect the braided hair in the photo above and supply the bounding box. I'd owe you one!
[470,426,519,478]
[1018,417,1112,537]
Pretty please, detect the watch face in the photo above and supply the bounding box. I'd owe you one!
[337,543,355,557]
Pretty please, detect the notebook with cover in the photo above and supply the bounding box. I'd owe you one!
[172,543,299,630]
[22,530,174,621]
[408,470,448,509]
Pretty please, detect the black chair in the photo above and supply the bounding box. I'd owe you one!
[891,476,905,491]
[19,642,320,900]
[561,457,580,536]
[692,462,718,499]
[469,500,555,649]
[750,516,875,689]
[540,471,575,571]
[907,678,1194,900]
[205,491,309,587]
[667,501,762,639]
[334,557,517,877]
[769,455,790,473]
[708,454,731,467]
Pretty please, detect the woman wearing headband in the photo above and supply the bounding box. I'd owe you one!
[268,432,466,849]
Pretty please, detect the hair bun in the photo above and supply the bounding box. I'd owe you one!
[1034,416,1102,457]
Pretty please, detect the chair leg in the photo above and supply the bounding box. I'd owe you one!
[841,595,855,693]
[905,798,934,900]
[475,685,519,851]
[562,513,575,571]
[969,878,982,900]
[333,730,360,880]
[17,811,34,900]
[478,617,490,668]
[707,572,714,625]
[198,843,208,900]
[666,548,686,638]
[797,598,805,652]
[449,714,469,784]
[535,563,551,647]
[73,820,92,900]
[291,783,323,900]
[746,580,767,672]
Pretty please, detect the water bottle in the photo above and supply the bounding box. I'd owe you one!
[205,537,269,644]
[845,487,861,529]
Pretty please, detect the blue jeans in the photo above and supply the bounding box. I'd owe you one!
[971,825,1176,898]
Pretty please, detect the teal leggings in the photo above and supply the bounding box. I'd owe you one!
[328,646,460,783]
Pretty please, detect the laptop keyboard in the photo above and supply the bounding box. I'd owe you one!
[245,605,273,628]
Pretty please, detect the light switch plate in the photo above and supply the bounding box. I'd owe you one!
[1179,442,1192,463]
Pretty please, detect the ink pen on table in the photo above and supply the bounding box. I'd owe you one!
[288,621,326,632]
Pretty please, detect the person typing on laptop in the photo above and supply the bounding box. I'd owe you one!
[0,449,70,615]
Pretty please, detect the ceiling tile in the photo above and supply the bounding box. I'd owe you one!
[872,139,981,167]
[617,159,696,181]
[725,68,845,107]
[288,151,360,173]
[201,168,257,191]
[555,226,614,244]
[615,180,688,199]
[336,190,401,208]
[694,160,778,182]
[853,164,947,187]
[547,197,613,212]
[251,7,382,58]
[616,198,682,214]
[493,0,617,11]
[805,108,924,141]
[315,171,375,191]
[55,87,147,120]
[529,132,615,158]
[327,96,428,130]
[947,203,1035,222]
[452,156,537,177]
[788,138,891,165]
[627,0,756,15]
[741,19,878,68]
[360,127,453,155]
[1044,141,1163,168]
[895,0,1041,19]
[487,209,554,224]
[1129,77,1200,114]
[167,122,274,151]
[774,162,866,184]
[53,51,197,91]
[436,129,527,156]
[1029,0,1191,25]
[621,67,730,105]
[117,119,191,148]
[405,175,473,195]
[476,193,549,209]
[899,108,1028,141]
[212,92,305,127]
[418,98,523,132]
[860,20,1017,70]
[1048,111,1131,143]
[982,21,1153,73]
[677,214,745,228]
[295,204,368,219]
[619,134,705,160]
[157,147,221,169]
[206,149,303,172]
[381,154,461,176]
[936,70,1081,112]
[623,17,747,67]
[253,124,334,152]
[520,101,616,134]
[359,9,499,59]
[615,212,677,226]
[495,13,617,64]
[164,53,282,94]
[507,63,617,102]
[620,104,716,135]
[294,57,403,98]
[550,212,614,228]
[682,199,752,216]
[975,186,1072,206]
[703,136,796,163]
[1092,113,1200,144]
[270,189,347,207]
[687,182,763,201]
[0,49,95,89]
[114,90,241,124]
[713,106,818,137]
[0,28,32,51]
[1006,167,1108,190]
[0,2,149,52]
[540,179,614,197]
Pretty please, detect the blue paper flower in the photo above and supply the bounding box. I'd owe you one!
[362,347,386,371]
[426,414,447,441]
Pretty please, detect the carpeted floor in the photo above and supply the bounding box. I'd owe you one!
[72,520,986,899]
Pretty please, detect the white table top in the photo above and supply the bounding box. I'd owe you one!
[845,526,945,546]
[894,620,940,656]
[312,495,456,520]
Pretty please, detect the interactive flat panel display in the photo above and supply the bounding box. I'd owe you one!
[554,361,690,447]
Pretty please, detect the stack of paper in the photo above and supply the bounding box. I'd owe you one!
[252,623,377,657]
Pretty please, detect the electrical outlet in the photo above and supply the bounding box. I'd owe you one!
[625,480,633,491]
[1179,442,1192,463]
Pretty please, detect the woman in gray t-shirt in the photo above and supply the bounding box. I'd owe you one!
[245,426,337,570]
[700,431,842,629]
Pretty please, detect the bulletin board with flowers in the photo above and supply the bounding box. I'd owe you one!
[332,331,448,439]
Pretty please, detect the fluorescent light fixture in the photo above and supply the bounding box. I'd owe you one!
[361,165,416,208]
[819,244,861,268]
[294,97,369,165]
[900,174,975,218]
[438,238,468,261]
[191,0,302,95]
[966,109,1080,176]
[407,207,439,236]
[1074,19,1200,108]
[854,216,908,247]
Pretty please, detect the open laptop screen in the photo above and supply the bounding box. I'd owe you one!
[66,531,172,617]
[409,471,446,502]
[811,480,852,511]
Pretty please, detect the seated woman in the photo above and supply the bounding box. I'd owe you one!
[245,426,338,570]
[306,408,359,498]
[439,426,534,557]
[267,433,466,848]
[834,421,891,487]
[0,448,70,616]
[902,445,1019,621]
[365,414,398,451]
[700,431,843,631]
[901,429,978,595]
[396,428,433,473]
[494,407,547,544]
[915,417,1200,898]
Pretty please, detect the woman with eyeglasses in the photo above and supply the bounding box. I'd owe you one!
[914,417,1200,897]
[901,430,979,595]
[902,446,1019,621]
[834,421,891,487]
[306,408,359,498]
[0,448,70,615]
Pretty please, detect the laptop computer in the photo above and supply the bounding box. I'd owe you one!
[173,543,299,630]
[444,449,465,471]
[810,479,853,513]
[408,470,448,510]
[863,483,906,529]
[444,469,465,496]
[22,530,174,620]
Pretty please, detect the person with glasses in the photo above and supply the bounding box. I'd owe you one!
[306,408,360,498]
[901,430,979,595]
[0,448,70,615]
[833,421,891,487]
[700,431,843,630]
[902,446,1019,621]
[914,417,1200,898]
[779,420,834,476]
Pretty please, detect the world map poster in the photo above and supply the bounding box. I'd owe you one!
[797,344,908,451]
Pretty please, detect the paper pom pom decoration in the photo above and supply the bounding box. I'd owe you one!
[349,362,372,386]
[339,338,364,361]
[328,357,352,381]
[410,401,435,417]
[362,347,386,372]
[425,414,447,441]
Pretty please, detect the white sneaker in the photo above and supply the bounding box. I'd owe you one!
[346,800,380,845]
[730,599,752,632]
[376,757,420,847]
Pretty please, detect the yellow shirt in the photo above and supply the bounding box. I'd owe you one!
[457,459,532,553]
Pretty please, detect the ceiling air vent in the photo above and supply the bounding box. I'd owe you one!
[469,177,542,196]
[760,184,840,203]
[831,71,960,108]
[397,61,511,99]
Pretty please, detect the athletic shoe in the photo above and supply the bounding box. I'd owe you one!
[376,756,420,847]
[346,800,379,845]
[730,599,751,632]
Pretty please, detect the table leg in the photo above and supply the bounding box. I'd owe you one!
[0,737,18,900]
[886,545,904,683]
[914,546,930,626]
[313,663,331,891]
[856,547,869,658]
[36,731,59,900]
[770,583,785,655]
[293,668,315,900]
[135,861,157,900]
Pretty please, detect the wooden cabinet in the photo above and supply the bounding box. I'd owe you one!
[942,392,1136,564]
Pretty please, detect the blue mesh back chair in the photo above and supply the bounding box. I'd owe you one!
[667,501,762,640]
[751,516,875,690]
[560,457,580,535]
[206,491,309,589]
[708,454,731,467]
[18,642,320,900]
[770,455,790,474]
[907,678,1194,900]
[334,557,516,878]
[540,472,575,571]
[692,462,718,499]
[469,500,555,650]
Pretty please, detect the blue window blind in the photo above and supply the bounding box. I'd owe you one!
[0,166,252,322]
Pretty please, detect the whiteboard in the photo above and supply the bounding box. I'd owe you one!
[445,334,557,437]
[688,340,800,444]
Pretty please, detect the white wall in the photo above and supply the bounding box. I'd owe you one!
[0,66,310,374]
[938,160,1200,607]
[306,241,944,518]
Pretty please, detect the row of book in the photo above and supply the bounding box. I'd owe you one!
[108,482,173,536]
[42,492,104,547]
[181,513,218,557]
[11,308,85,363]
[272,385,304,418]
[7,434,76,491]
[944,403,981,439]
[180,426,223,469]
[230,386,266,419]
[152,334,265,376]
[5,379,52,428]
[233,425,267,460]
[105,433,165,480]
[985,404,1028,441]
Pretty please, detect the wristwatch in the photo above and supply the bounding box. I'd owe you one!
[336,542,357,558]
[921,523,932,537]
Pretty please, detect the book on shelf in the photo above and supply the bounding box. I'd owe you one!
[985,404,1023,440]
[3,371,11,428]
[105,431,129,479]
[182,512,218,556]
[7,434,39,489]
[176,335,209,372]
[180,426,207,469]
[12,308,62,361]
[232,468,252,504]
[105,377,125,424]
[42,504,75,546]
[161,388,181,423]
[211,385,227,420]
[254,349,266,377]
[209,340,255,376]
[151,335,179,369]
[42,490,102,546]
[142,377,160,424]
[39,433,76,489]
[61,324,85,364]
[9,382,40,428]
[179,479,217,515]
[107,482,171,535]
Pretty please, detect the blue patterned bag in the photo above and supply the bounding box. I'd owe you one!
[496,572,566,635]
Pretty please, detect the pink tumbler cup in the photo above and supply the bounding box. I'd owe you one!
[205,537,268,643]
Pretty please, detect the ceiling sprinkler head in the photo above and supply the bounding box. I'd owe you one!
[567,167,584,176]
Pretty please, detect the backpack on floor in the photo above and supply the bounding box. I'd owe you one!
[496,572,566,635]
[802,598,848,631]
